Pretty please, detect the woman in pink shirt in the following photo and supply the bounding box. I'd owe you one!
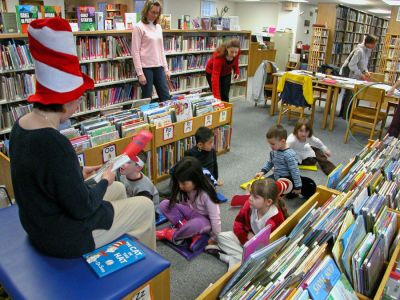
[131,0,170,102]
[156,157,221,252]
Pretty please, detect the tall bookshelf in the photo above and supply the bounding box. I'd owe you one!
[316,3,388,71]
[307,26,329,72]
[0,29,250,135]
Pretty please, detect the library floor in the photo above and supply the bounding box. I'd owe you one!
[155,93,373,299]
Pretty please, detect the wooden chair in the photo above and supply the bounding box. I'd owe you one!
[277,76,315,127]
[344,84,387,143]
[262,61,274,106]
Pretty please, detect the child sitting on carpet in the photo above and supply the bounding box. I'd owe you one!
[255,124,316,199]
[206,178,285,270]
[156,156,221,251]
[287,118,336,176]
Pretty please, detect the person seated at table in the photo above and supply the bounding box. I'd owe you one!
[339,34,377,119]
[387,81,400,138]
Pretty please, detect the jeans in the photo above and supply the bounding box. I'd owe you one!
[206,73,232,102]
[141,67,171,102]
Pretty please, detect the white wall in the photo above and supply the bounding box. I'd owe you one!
[295,4,317,46]
[234,2,279,33]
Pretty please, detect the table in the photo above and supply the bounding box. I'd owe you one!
[270,71,400,131]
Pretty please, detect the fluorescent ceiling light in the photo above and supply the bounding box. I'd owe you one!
[368,9,392,14]
[340,0,371,5]
[382,0,400,5]
[243,0,260,2]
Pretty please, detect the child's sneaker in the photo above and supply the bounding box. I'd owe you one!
[156,227,176,242]
[204,244,225,259]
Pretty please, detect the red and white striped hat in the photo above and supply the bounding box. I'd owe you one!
[27,18,94,105]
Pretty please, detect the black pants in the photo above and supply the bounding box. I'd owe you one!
[269,175,316,200]
[141,67,171,102]
[339,89,353,119]
[388,102,400,138]
[301,147,336,176]
[206,73,231,102]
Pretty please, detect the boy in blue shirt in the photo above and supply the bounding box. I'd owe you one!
[255,125,316,199]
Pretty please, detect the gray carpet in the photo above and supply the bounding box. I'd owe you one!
[155,90,371,299]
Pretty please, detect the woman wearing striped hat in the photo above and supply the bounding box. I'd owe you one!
[9,18,156,258]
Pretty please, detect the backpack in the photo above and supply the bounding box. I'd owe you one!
[340,49,357,77]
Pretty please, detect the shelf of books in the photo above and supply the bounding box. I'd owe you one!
[0,29,249,135]
[152,101,232,183]
[316,3,388,71]
[307,26,329,72]
[379,34,400,85]
[197,135,400,300]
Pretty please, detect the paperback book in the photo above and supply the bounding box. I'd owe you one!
[15,5,38,34]
[83,236,145,278]
[77,6,96,31]
[42,6,62,18]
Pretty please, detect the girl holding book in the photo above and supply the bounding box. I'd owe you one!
[9,18,156,258]
[131,0,171,102]
[287,118,336,176]
[156,156,221,252]
[206,179,285,270]
[206,39,241,102]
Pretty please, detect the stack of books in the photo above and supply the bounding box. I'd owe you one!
[219,185,400,299]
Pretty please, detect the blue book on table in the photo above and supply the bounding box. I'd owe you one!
[83,237,146,278]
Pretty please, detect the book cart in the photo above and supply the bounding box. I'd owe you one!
[196,137,400,300]
[0,29,250,135]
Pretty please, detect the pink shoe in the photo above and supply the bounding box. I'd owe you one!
[189,234,203,252]
[156,227,176,242]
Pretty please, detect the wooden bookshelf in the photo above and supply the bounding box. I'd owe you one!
[307,27,329,72]
[316,3,388,71]
[0,30,250,135]
[152,103,233,183]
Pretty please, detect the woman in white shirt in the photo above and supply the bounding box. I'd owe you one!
[287,118,336,175]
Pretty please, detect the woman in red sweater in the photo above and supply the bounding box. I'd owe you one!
[205,39,241,102]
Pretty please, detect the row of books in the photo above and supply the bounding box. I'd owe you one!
[156,126,231,177]
[75,85,142,113]
[167,54,211,73]
[333,136,400,210]
[80,60,136,84]
[0,73,35,102]
[0,42,33,71]
[169,74,208,92]
[220,184,400,299]
[163,35,249,54]
[229,85,246,99]
[76,36,131,61]
[0,103,32,130]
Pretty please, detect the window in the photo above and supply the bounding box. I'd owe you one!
[201,0,216,17]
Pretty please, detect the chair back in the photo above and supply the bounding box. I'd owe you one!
[369,72,385,83]
[353,84,385,111]
[280,78,308,107]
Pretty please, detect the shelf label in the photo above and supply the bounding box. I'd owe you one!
[131,285,151,300]
[219,110,227,122]
[163,126,174,141]
[204,115,213,127]
[77,153,85,167]
[102,144,116,163]
[184,120,193,134]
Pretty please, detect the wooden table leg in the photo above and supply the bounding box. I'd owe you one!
[321,85,332,129]
[328,86,340,131]
[270,75,278,116]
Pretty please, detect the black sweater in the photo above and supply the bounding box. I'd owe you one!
[185,146,218,179]
[9,121,114,258]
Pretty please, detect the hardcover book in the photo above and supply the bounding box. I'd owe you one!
[83,237,146,278]
[15,5,38,34]
[95,12,104,31]
[77,6,96,31]
[42,6,61,18]
[0,12,18,33]
[125,12,137,29]
[159,14,171,30]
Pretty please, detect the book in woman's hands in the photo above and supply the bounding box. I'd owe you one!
[83,237,146,278]
[85,154,131,183]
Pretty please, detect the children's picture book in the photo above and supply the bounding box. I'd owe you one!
[95,12,104,31]
[42,6,62,18]
[182,14,190,29]
[105,19,113,30]
[15,5,38,34]
[240,176,265,190]
[159,14,171,30]
[124,12,137,29]
[326,163,343,189]
[113,16,124,30]
[175,99,193,122]
[299,164,318,171]
[0,12,18,33]
[83,237,145,278]
[77,6,96,31]
[242,224,272,262]
[327,273,358,300]
[307,256,341,299]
